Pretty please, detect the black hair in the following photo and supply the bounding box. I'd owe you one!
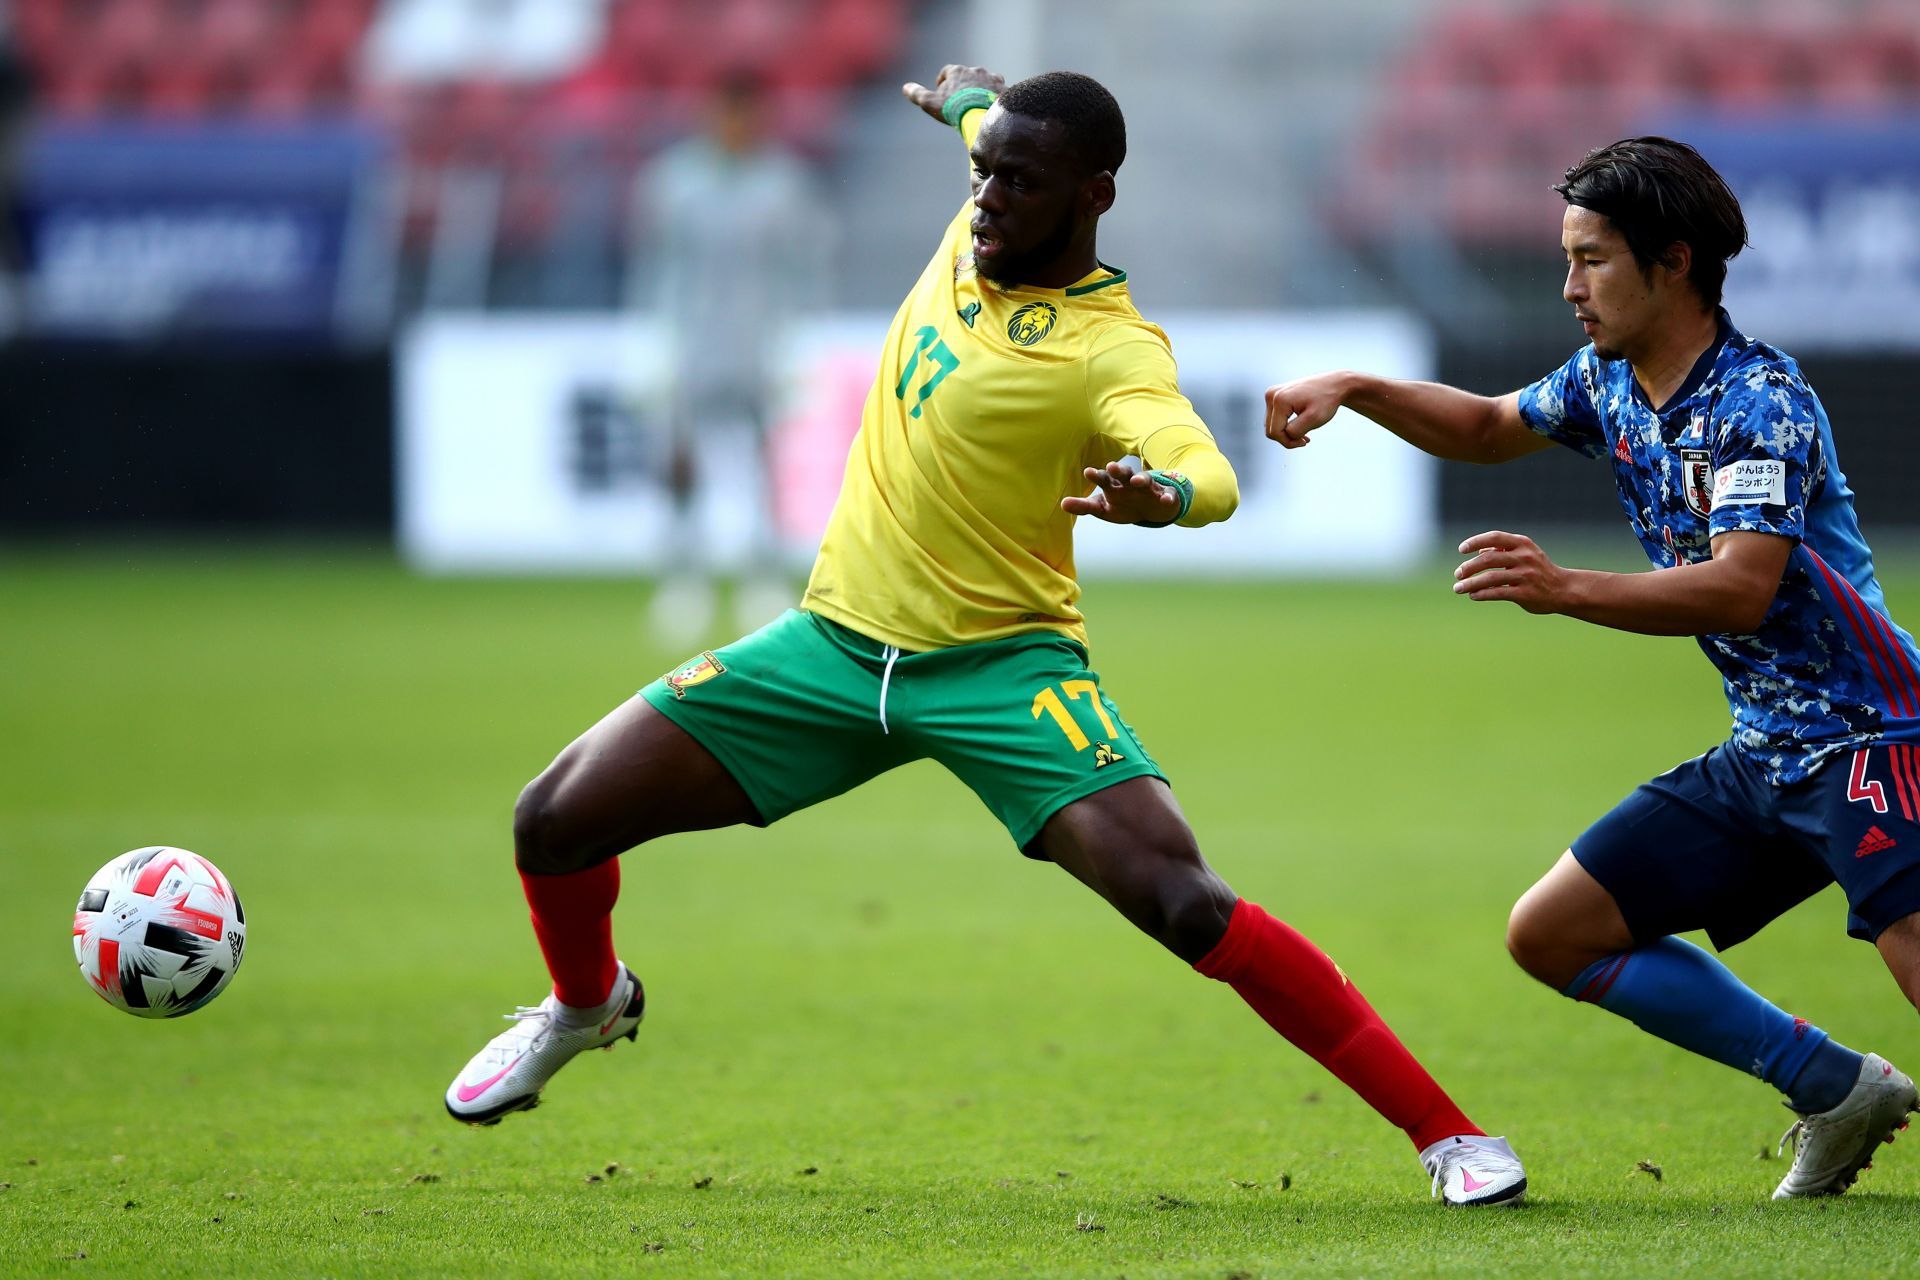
[1554,136,1749,307]
[997,70,1126,175]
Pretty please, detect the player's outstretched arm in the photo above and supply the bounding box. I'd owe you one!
[1063,446,1239,529]
[1062,461,1180,526]
[1265,372,1551,465]
[1453,528,1793,636]
[902,65,1006,125]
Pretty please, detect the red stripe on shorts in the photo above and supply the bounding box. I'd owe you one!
[1893,743,1920,827]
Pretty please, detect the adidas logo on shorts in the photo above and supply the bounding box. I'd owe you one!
[1855,825,1897,858]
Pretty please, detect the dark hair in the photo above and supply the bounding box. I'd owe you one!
[1554,137,1748,307]
[997,70,1126,175]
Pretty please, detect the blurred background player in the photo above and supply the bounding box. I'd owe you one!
[1265,136,1920,1201]
[629,71,825,646]
[444,61,1528,1206]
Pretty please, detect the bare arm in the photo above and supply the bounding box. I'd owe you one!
[1454,528,1794,636]
[1265,372,1553,464]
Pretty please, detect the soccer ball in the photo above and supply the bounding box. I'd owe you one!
[72,847,247,1018]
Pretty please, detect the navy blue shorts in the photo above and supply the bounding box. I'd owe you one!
[1572,742,1920,950]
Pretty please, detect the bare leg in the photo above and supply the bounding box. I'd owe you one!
[513,695,761,875]
[1874,911,1920,1013]
[1035,777,1235,963]
[1040,778,1486,1155]
[1506,850,1637,990]
[1508,850,1882,1127]
[447,696,762,1120]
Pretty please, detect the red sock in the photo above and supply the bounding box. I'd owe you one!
[520,860,620,1009]
[1195,898,1481,1152]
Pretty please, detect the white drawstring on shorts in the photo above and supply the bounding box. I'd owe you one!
[878,645,901,734]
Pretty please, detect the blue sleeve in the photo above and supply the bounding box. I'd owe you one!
[1706,365,1823,543]
[1516,348,1608,460]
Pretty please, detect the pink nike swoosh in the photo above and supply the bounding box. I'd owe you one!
[599,982,630,1035]
[1460,1170,1492,1193]
[456,1057,521,1103]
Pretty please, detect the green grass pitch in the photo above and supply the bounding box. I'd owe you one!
[3,548,1918,1278]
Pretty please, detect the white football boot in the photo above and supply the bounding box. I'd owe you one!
[1421,1134,1528,1206]
[445,965,646,1125]
[1771,1052,1916,1199]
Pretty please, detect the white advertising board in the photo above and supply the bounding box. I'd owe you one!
[399,311,1436,576]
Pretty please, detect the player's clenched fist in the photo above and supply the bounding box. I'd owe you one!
[1263,373,1351,449]
[1453,530,1570,614]
[902,65,1007,121]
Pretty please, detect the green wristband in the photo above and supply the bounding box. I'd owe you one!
[941,87,998,130]
[1137,469,1196,528]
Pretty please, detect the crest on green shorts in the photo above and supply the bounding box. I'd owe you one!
[664,652,727,699]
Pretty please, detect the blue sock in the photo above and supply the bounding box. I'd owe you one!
[1564,938,1863,1114]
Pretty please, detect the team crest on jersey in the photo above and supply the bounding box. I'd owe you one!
[1680,448,1713,518]
[953,253,975,280]
[663,652,726,699]
[1007,301,1058,346]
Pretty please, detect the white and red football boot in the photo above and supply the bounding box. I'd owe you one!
[1772,1052,1916,1199]
[445,965,645,1125]
[1421,1134,1528,1206]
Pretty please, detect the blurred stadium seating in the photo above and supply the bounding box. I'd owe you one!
[8,0,1917,313]
[1,0,1915,543]
[9,0,908,305]
[1341,0,1920,245]
[15,0,371,117]
[13,0,904,117]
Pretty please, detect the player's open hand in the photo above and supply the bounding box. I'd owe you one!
[1062,460,1181,525]
[903,65,1007,122]
[1264,374,1350,449]
[1454,531,1569,614]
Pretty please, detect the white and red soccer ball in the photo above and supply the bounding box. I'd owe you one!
[73,847,246,1018]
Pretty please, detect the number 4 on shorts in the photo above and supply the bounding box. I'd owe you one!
[1848,749,1888,815]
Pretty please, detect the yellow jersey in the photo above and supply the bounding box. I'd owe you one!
[801,106,1238,652]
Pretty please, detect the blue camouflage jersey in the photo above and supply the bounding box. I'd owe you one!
[1518,310,1920,784]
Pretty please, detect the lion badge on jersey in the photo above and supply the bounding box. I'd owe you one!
[1006,301,1058,347]
[664,652,727,699]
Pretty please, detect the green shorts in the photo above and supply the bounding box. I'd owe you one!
[639,610,1166,853]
